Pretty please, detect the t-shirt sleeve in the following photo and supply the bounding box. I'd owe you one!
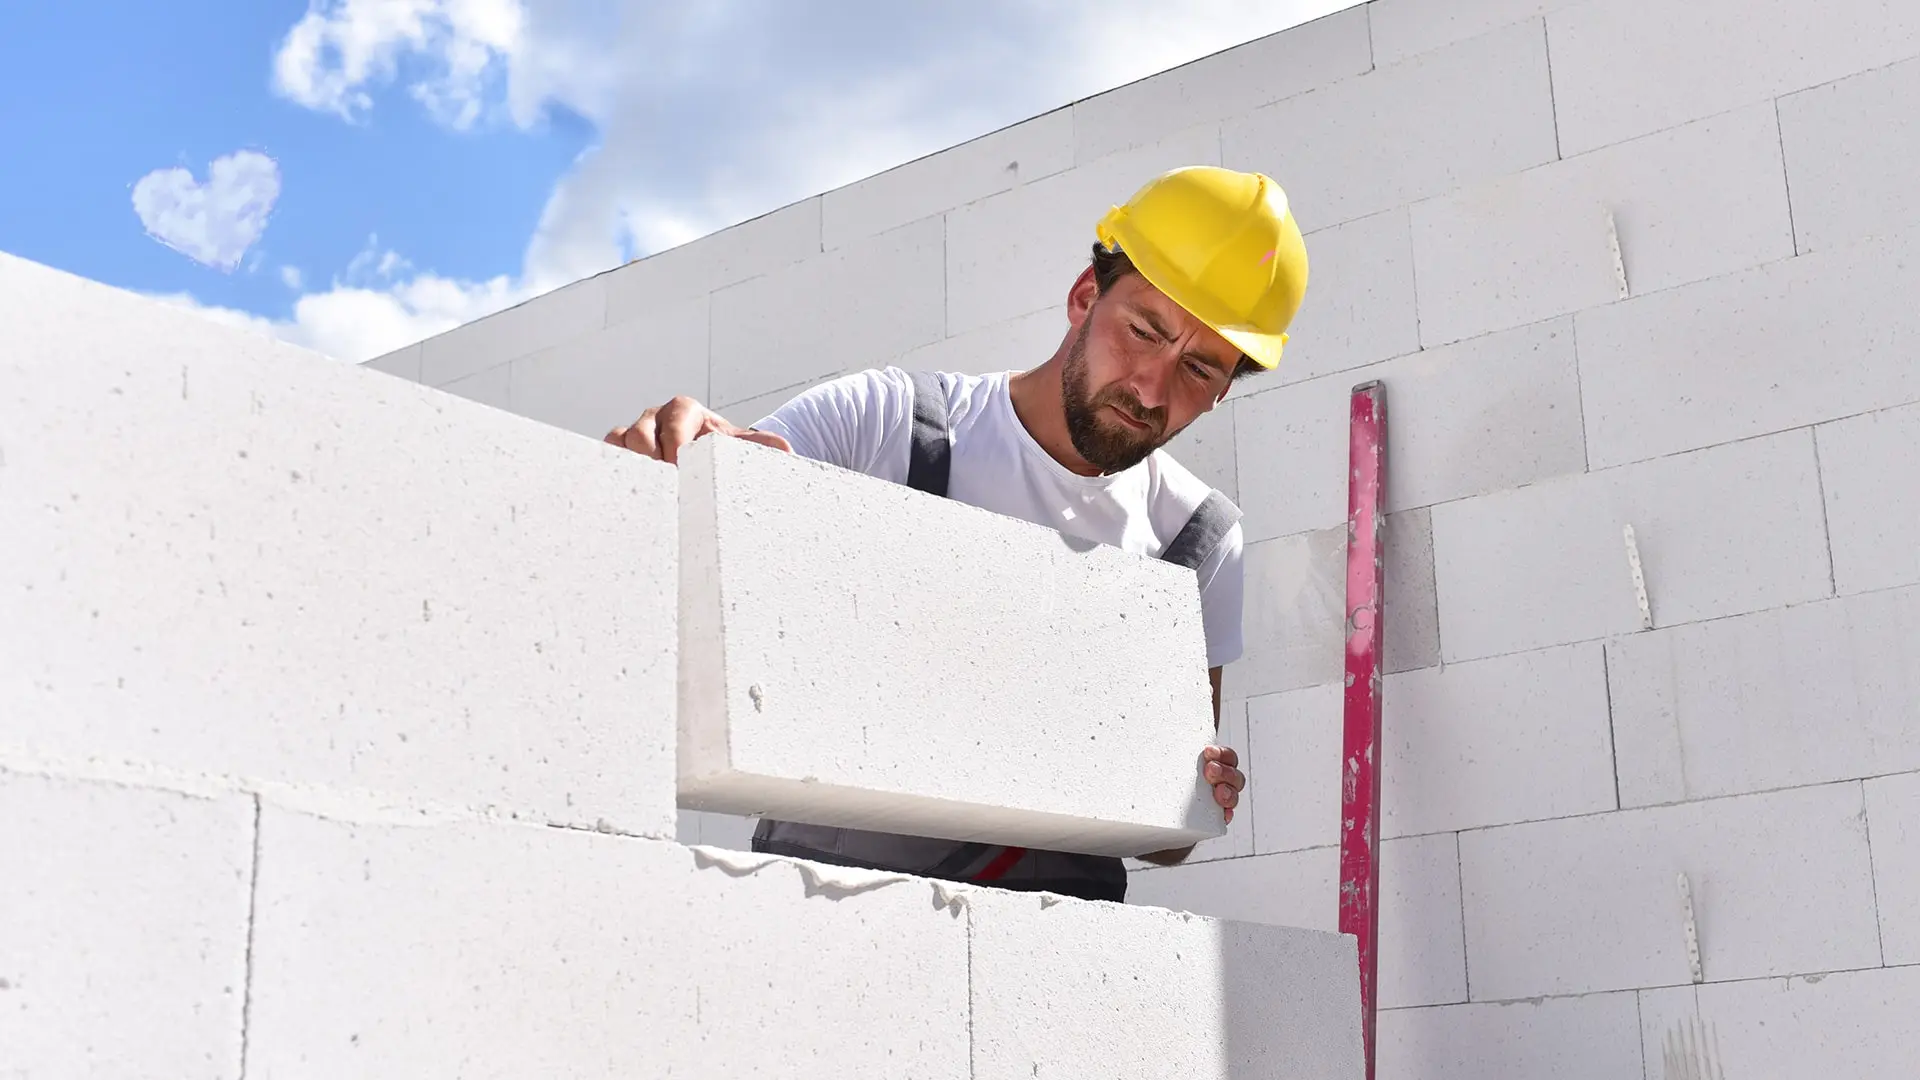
[1195,521,1246,670]
[747,368,914,476]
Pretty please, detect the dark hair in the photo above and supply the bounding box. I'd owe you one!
[1091,243,1265,383]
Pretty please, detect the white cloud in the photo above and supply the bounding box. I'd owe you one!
[132,149,283,272]
[280,265,304,289]
[238,0,1361,363]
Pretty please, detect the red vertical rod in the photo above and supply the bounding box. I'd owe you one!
[1340,381,1386,1080]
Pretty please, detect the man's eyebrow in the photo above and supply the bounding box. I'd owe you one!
[1130,303,1230,373]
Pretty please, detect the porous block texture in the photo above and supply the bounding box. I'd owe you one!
[0,773,254,1080]
[677,435,1224,857]
[970,886,1365,1079]
[244,810,972,1078]
[0,251,678,836]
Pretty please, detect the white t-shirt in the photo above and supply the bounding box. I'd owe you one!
[752,366,1245,669]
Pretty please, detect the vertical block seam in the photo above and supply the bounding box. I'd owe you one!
[1773,95,1803,257]
[1455,830,1473,1002]
[1864,778,1889,967]
[1602,642,1622,810]
[1810,424,1839,596]
[1541,16,1564,161]
[238,792,263,1079]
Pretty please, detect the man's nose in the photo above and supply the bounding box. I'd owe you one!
[1122,351,1175,411]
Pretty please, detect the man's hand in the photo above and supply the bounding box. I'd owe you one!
[1203,744,1245,824]
[604,395,792,464]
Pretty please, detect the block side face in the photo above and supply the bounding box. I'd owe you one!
[969,889,1364,1080]
[0,254,677,835]
[693,438,1218,838]
[1608,587,1920,807]
[1459,783,1881,1000]
[245,810,971,1078]
[0,774,253,1080]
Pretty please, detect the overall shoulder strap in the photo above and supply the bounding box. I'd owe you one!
[1161,489,1242,570]
[904,369,952,497]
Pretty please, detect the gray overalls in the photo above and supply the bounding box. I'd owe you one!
[751,370,1242,903]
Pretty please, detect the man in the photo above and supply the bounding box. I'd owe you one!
[608,164,1308,902]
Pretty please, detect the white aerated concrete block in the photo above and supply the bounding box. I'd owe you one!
[895,305,1066,380]
[1236,318,1584,541]
[1126,836,1468,1012]
[708,217,944,407]
[439,360,511,409]
[0,252,678,835]
[509,293,708,439]
[1576,231,1920,468]
[1367,0,1578,67]
[1430,430,1830,663]
[1410,103,1794,347]
[822,111,1072,249]
[1637,985,1706,1080]
[1546,0,1920,157]
[1867,770,1920,965]
[421,276,604,385]
[603,196,823,311]
[1609,586,1920,807]
[1780,55,1920,254]
[245,809,971,1078]
[1071,6,1372,164]
[1162,395,1240,505]
[1225,509,1440,701]
[1253,646,1613,850]
[1818,401,1920,595]
[361,342,422,381]
[1693,967,1920,1078]
[945,124,1221,337]
[677,436,1224,857]
[1375,992,1643,1080]
[1126,698,1255,869]
[1222,19,1557,229]
[1277,209,1421,386]
[971,888,1363,1079]
[0,773,253,1080]
[1460,783,1881,1000]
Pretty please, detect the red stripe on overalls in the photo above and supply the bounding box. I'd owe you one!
[973,846,1027,880]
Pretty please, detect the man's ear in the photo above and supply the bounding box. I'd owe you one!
[1066,265,1101,323]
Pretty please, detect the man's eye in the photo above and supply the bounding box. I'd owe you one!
[1130,324,1154,342]
[1186,361,1212,379]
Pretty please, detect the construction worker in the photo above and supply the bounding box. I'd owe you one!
[608,165,1308,902]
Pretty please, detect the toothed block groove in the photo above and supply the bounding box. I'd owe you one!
[0,251,679,836]
[676,435,1224,857]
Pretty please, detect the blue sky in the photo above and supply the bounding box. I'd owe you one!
[1,1,1355,363]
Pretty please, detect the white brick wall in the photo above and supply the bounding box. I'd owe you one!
[1778,54,1920,255]
[1608,586,1920,806]
[708,216,944,407]
[0,773,254,1080]
[1223,19,1557,230]
[2,252,680,836]
[1375,992,1643,1080]
[969,886,1364,1078]
[604,196,822,311]
[1692,966,1920,1077]
[1867,771,1920,966]
[1817,400,1920,595]
[1430,430,1831,663]
[421,275,604,385]
[1575,231,1920,469]
[1273,209,1420,386]
[1460,783,1880,999]
[245,810,975,1078]
[1546,0,1920,156]
[1408,102,1794,347]
[509,292,709,437]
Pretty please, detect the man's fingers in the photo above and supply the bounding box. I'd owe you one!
[1207,762,1245,790]
[736,428,793,454]
[1203,745,1239,769]
[1215,782,1239,811]
[606,407,663,458]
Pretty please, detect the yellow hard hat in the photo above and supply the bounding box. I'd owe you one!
[1095,165,1308,370]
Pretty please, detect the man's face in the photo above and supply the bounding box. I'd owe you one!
[1060,270,1242,473]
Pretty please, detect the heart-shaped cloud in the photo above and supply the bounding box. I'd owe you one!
[132,149,282,272]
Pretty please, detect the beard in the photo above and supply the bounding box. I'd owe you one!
[1059,317,1170,473]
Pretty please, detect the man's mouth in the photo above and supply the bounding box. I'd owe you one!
[1107,404,1152,431]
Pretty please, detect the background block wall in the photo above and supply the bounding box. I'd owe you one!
[362,0,1920,1071]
